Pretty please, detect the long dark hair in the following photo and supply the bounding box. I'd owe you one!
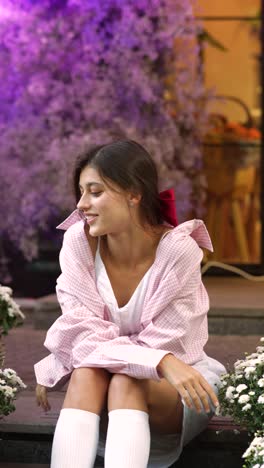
[73,139,163,226]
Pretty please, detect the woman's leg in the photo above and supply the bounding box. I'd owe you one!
[145,377,184,434]
[105,374,150,468]
[51,367,111,468]
[105,374,184,468]
[108,374,183,434]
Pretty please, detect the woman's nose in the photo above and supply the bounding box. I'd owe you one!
[77,193,91,211]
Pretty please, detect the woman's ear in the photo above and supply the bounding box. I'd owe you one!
[127,192,142,207]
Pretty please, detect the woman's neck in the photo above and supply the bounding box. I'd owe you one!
[101,225,166,270]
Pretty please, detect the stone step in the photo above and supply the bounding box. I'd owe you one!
[0,393,249,468]
[0,465,49,468]
[15,275,264,334]
[17,294,264,335]
[13,271,264,334]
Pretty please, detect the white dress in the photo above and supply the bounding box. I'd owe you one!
[94,243,226,468]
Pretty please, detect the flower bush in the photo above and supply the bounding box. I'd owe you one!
[0,0,210,280]
[0,285,25,336]
[242,433,264,468]
[218,337,264,435]
[0,368,26,417]
[0,285,26,417]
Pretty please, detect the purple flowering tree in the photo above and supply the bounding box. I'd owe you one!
[0,0,209,280]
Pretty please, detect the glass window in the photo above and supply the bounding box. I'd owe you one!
[197,0,261,265]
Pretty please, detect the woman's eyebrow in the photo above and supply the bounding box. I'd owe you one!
[79,182,103,189]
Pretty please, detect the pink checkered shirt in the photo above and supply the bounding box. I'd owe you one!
[34,210,213,388]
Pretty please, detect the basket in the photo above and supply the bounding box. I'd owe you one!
[204,95,260,173]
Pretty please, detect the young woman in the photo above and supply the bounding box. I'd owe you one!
[35,140,226,468]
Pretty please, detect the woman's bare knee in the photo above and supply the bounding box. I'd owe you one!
[108,374,148,412]
[144,379,183,434]
[63,367,111,414]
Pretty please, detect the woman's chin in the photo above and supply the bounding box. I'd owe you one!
[88,225,104,237]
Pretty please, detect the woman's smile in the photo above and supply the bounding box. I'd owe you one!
[85,215,98,224]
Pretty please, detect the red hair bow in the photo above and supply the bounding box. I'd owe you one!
[158,189,178,227]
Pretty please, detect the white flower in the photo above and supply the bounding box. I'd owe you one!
[12,375,26,388]
[0,288,25,321]
[245,366,256,378]
[238,394,250,404]
[249,391,256,396]
[0,385,15,397]
[7,307,15,317]
[235,361,247,370]
[243,442,257,458]
[257,394,264,404]
[234,359,243,366]
[225,386,235,400]
[258,378,264,388]
[215,405,221,416]
[243,446,253,458]
[252,436,264,446]
[252,465,260,468]
[221,373,229,380]
[4,386,15,398]
[246,359,260,367]
[260,337,264,342]
[0,285,12,295]
[236,384,247,393]
[3,368,16,378]
[256,346,264,353]
[242,403,251,411]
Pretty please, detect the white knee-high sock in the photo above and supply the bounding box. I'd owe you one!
[105,409,150,468]
[50,408,100,468]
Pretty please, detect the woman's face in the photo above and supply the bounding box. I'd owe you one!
[77,166,135,237]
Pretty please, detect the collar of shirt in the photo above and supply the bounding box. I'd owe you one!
[56,208,213,253]
[56,209,85,230]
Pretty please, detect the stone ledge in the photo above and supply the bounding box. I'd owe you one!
[31,293,264,334]
[0,392,250,468]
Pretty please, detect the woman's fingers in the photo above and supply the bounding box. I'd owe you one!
[179,382,214,414]
[198,377,219,408]
[158,355,219,414]
[36,385,51,412]
[186,378,219,414]
[177,384,194,410]
[175,376,219,414]
[184,384,204,413]
[190,382,211,413]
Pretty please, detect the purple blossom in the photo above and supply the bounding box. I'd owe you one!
[0,0,210,279]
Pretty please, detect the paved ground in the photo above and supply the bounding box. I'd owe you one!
[203,276,264,310]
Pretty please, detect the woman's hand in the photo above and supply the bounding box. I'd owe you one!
[36,384,51,412]
[157,354,219,414]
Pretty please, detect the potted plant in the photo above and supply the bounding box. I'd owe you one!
[218,338,264,467]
